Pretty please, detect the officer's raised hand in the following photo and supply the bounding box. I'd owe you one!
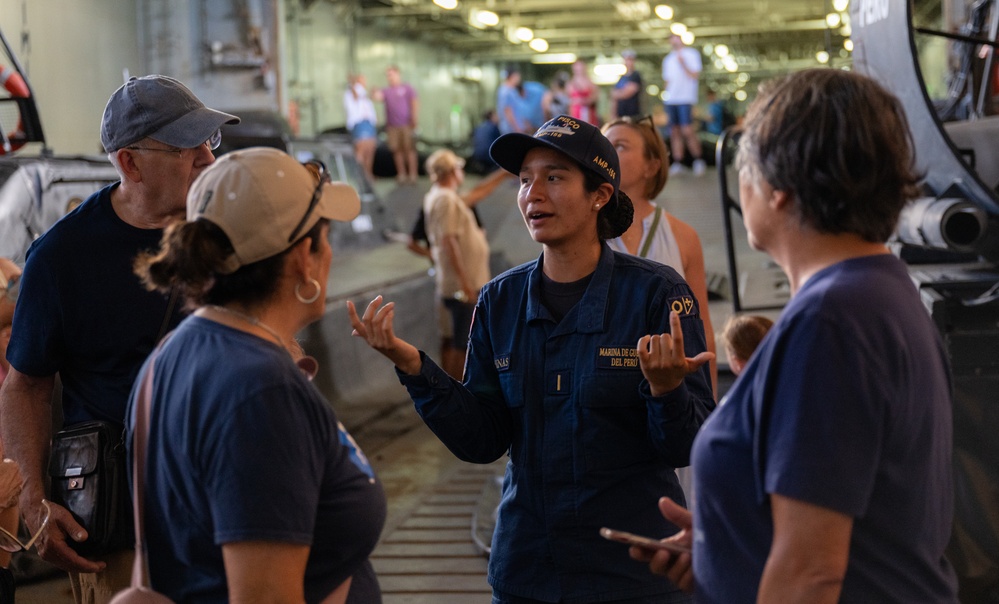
[637,310,714,396]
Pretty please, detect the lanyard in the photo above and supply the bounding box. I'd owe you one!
[638,206,662,259]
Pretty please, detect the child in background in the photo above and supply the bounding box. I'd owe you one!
[721,314,773,376]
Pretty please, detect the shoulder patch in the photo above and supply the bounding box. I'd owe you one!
[667,295,697,317]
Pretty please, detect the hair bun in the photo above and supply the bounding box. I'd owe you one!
[599,191,634,240]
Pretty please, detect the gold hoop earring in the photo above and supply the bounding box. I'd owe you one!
[295,278,322,304]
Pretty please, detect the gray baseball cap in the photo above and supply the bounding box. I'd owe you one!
[100,75,239,152]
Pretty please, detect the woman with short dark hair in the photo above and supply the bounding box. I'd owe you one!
[632,69,959,603]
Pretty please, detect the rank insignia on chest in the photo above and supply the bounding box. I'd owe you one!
[596,346,640,369]
[667,295,697,317]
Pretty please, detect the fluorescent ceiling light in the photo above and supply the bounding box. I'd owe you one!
[816,50,830,64]
[593,63,627,78]
[669,22,687,35]
[826,12,841,27]
[681,31,694,45]
[654,4,673,20]
[593,63,627,85]
[832,0,849,12]
[529,38,549,52]
[469,9,499,28]
[515,27,534,42]
[531,53,577,64]
[433,0,458,9]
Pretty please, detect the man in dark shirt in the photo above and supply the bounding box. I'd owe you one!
[0,75,237,604]
[611,49,644,119]
[470,109,501,174]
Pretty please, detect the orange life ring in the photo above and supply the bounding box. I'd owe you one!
[0,65,29,154]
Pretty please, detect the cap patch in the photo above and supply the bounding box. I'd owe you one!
[196,190,213,214]
[593,155,616,181]
[536,115,582,138]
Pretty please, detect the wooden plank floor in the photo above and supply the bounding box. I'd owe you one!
[371,458,504,604]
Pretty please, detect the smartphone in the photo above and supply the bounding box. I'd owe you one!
[599,527,692,554]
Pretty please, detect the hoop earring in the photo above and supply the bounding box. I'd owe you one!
[295,278,322,304]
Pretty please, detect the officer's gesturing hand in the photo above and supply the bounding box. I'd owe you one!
[347,296,423,376]
[637,310,714,396]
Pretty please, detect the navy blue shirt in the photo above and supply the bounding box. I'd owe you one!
[7,183,184,425]
[400,244,714,603]
[614,70,644,118]
[131,317,385,603]
[472,120,501,166]
[692,255,958,603]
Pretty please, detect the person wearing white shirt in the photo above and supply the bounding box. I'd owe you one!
[344,74,379,181]
[661,35,706,176]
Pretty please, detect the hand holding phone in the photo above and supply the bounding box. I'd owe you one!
[599,527,691,554]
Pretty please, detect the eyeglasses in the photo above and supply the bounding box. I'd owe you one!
[126,129,223,155]
[0,500,51,553]
[616,114,656,130]
[287,159,331,243]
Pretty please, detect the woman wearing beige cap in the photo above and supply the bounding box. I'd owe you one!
[130,147,384,603]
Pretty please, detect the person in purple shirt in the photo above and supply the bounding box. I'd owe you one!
[374,65,419,184]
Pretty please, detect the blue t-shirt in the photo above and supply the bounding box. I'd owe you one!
[400,244,714,603]
[705,102,725,135]
[131,317,386,603]
[691,254,958,603]
[519,81,548,130]
[7,183,184,425]
[472,120,501,165]
[497,84,523,134]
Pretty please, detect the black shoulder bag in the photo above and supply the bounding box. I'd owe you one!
[47,288,179,557]
[47,420,131,557]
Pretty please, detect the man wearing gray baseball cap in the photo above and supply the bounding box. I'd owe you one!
[0,75,238,604]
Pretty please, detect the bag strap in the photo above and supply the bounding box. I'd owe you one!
[638,206,663,259]
[128,336,169,589]
[156,288,180,343]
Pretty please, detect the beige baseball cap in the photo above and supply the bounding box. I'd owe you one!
[188,147,361,274]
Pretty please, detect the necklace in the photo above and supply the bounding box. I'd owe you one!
[204,304,289,354]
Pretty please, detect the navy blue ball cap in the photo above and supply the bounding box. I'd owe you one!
[489,115,620,204]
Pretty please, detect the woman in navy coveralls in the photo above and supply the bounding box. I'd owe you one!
[349,115,715,604]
